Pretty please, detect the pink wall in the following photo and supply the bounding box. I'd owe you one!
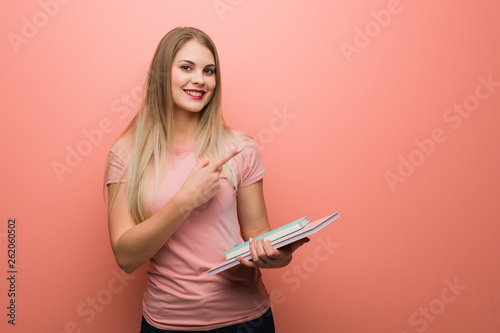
[2,0,499,332]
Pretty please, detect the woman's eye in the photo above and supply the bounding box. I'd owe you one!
[204,68,215,75]
[181,65,191,71]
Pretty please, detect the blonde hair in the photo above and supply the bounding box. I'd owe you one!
[104,27,244,224]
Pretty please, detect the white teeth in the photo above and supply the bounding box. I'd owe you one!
[185,90,203,97]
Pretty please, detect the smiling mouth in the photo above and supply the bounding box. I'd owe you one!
[184,89,205,98]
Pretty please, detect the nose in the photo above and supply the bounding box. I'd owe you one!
[191,69,205,85]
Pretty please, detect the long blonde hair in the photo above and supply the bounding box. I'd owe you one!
[104,27,244,223]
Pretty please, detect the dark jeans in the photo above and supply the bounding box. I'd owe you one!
[140,308,275,333]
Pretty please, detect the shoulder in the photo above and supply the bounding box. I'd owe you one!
[108,136,134,167]
[228,129,265,182]
[110,136,133,156]
[230,129,258,148]
[105,136,134,185]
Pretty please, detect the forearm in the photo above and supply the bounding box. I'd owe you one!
[240,217,271,241]
[111,192,193,273]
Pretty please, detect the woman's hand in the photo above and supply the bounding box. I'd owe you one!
[178,147,242,210]
[237,237,310,269]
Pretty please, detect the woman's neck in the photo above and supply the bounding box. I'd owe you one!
[174,110,199,148]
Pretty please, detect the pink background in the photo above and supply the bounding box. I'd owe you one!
[1,0,499,332]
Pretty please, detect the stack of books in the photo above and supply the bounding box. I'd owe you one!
[224,216,310,260]
[208,212,340,275]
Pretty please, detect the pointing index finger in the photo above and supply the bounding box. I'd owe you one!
[210,147,243,171]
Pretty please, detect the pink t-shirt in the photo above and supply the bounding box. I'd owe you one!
[106,137,270,331]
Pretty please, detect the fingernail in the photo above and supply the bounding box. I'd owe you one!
[249,237,254,244]
[236,147,244,154]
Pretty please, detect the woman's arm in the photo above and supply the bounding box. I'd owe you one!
[236,179,309,269]
[108,148,241,273]
[236,179,272,240]
[108,183,190,274]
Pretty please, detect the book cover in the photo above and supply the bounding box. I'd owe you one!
[224,216,310,260]
[208,212,340,276]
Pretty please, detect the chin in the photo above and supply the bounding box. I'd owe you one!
[176,105,207,114]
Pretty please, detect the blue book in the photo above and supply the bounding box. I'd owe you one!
[224,216,310,260]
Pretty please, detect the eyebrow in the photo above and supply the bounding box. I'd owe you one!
[177,59,215,67]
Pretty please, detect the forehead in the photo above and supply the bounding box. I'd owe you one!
[174,39,215,65]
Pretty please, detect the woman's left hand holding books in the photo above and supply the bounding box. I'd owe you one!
[236,237,310,269]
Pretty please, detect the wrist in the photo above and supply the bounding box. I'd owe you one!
[173,189,196,217]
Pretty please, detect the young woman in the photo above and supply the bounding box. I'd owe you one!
[104,27,308,333]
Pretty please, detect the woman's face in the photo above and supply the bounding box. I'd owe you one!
[171,39,216,115]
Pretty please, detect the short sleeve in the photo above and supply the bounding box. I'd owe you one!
[105,141,130,185]
[236,138,266,187]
